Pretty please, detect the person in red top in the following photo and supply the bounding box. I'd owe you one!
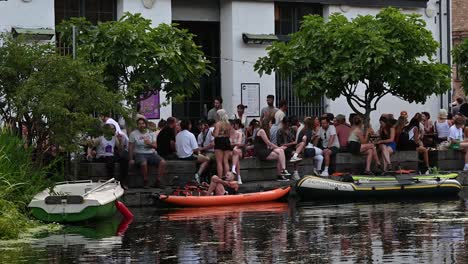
[334,114,351,152]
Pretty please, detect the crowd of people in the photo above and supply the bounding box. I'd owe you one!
[85,95,468,193]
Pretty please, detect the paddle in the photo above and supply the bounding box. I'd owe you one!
[83,178,116,197]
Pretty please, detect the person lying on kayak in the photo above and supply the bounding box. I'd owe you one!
[201,172,239,196]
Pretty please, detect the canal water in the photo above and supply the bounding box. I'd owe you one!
[2,192,468,263]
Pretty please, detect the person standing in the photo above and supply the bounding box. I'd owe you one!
[213,109,232,178]
[233,104,248,129]
[452,97,464,116]
[260,95,278,122]
[270,99,288,145]
[207,97,223,121]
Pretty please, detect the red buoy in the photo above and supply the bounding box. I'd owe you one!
[116,200,134,219]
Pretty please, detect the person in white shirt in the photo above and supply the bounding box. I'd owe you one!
[316,116,340,177]
[274,100,288,126]
[129,118,167,188]
[448,116,468,171]
[87,124,121,179]
[176,119,210,183]
[233,104,248,129]
[100,114,123,136]
[198,119,216,160]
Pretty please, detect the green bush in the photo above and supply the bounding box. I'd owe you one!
[0,129,60,239]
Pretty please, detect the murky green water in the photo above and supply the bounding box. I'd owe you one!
[3,193,468,263]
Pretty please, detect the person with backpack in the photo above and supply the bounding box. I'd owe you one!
[398,116,430,174]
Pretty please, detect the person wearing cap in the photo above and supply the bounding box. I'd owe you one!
[434,109,451,144]
[233,104,248,129]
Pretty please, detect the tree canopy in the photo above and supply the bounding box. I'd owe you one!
[454,39,468,93]
[255,7,451,120]
[56,13,211,107]
[0,36,123,160]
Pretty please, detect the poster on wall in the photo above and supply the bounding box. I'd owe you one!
[140,92,160,119]
[241,83,260,117]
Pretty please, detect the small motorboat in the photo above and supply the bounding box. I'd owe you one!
[351,173,459,182]
[28,178,125,222]
[158,186,291,207]
[296,175,461,200]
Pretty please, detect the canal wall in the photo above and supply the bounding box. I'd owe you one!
[71,149,468,206]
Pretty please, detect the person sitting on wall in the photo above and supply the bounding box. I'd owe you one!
[176,119,211,184]
[376,116,396,172]
[255,118,291,181]
[228,119,245,184]
[434,109,451,145]
[201,172,239,196]
[87,124,121,180]
[129,118,167,188]
[156,117,178,160]
[277,117,304,180]
[297,117,323,176]
[348,116,382,175]
[448,116,468,171]
[398,116,430,174]
[316,116,340,177]
[334,114,351,152]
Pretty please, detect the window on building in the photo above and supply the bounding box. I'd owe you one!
[55,0,117,25]
[274,3,324,119]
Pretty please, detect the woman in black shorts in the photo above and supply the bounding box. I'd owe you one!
[255,118,291,180]
[213,109,232,178]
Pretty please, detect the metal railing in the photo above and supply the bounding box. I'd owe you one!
[275,72,325,119]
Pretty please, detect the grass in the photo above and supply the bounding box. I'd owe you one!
[0,129,62,240]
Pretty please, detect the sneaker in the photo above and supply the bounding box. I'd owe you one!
[289,156,302,163]
[312,168,320,176]
[464,165,468,171]
[237,175,243,185]
[362,171,374,176]
[292,171,300,181]
[194,173,201,184]
[281,170,291,176]
[277,175,290,182]
[424,170,430,175]
[320,170,329,177]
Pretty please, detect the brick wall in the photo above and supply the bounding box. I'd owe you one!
[453,0,468,99]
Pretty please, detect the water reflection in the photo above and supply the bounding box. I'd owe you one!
[2,198,468,263]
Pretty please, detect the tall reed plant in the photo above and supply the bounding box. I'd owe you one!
[0,129,60,239]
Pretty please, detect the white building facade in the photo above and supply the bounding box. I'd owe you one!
[0,0,452,127]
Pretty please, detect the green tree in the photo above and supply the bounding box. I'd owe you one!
[255,7,451,122]
[56,13,211,108]
[454,38,468,93]
[0,36,123,162]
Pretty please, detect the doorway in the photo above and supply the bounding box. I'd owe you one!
[171,21,221,121]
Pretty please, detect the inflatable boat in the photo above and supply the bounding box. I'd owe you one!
[351,173,458,182]
[296,176,461,200]
[158,186,291,207]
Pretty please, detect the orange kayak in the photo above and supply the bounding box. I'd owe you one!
[159,186,291,207]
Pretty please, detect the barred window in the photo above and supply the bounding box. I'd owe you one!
[55,0,117,25]
[274,3,324,119]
